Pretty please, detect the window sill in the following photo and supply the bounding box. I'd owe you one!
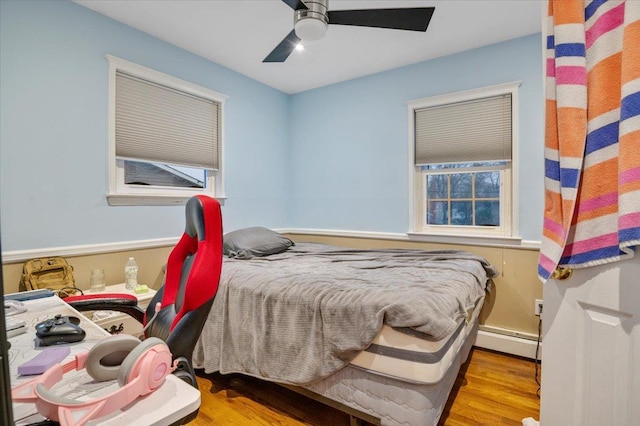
[107,193,227,206]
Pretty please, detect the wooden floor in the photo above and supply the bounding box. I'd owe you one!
[189,348,540,426]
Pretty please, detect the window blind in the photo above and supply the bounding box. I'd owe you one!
[115,71,219,170]
[414,94,512,165]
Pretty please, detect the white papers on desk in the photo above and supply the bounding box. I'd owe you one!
[12,368,118,423]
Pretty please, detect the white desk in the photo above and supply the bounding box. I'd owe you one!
[7,294,200,425]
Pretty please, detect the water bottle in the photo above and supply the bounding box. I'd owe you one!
[124,257,138,290]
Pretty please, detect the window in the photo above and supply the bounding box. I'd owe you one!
[106,55,227,205]
[408,82,520,239]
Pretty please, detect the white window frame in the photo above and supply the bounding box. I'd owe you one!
[407,81,521,241]
[106,55,228,206]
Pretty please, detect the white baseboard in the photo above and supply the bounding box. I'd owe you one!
[474,329,541,360]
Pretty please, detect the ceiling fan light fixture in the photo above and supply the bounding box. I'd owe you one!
[294,17,328,41]
[293,0,329,41]
[265,0,435,63]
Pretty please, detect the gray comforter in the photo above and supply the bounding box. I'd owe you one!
[192,243,497,385]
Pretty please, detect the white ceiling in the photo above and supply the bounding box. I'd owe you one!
[74,0,543,94]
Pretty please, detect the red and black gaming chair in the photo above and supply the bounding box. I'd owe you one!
[67,195,223,390]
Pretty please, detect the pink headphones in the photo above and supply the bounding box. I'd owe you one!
[12,335,175,426]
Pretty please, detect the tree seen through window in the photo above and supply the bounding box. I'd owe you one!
[423,162,503,227]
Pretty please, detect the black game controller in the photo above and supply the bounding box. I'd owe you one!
[35,314,86,346]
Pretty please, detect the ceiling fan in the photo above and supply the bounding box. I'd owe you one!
[264,0,435,63]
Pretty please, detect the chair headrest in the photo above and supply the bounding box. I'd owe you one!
[184,196,206,240]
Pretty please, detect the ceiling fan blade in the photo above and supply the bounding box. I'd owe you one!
[281,0,308,11]
[327,7,435,32]
[263,29,301,63]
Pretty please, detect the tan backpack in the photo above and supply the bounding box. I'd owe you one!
[19,257,80,298]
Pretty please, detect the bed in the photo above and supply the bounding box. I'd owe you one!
[192,238,497,425]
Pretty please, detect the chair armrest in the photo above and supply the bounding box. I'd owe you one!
[64,293,145,323]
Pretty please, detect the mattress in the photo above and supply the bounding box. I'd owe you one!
[349,296,483,385]
[299,296,484,426]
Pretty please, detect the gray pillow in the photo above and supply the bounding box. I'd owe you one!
[223,227,294,259]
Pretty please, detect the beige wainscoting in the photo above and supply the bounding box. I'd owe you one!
[2,233,542,357]
[2,246,172,296]
[284,233,543,339]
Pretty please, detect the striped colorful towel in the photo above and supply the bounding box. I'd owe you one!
[539,0,640,282]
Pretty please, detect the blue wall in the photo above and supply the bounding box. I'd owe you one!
[289,34,544,241]
[0,1,544,252]
[0,0,291,251]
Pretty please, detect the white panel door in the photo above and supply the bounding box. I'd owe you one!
[540,256,640,425]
